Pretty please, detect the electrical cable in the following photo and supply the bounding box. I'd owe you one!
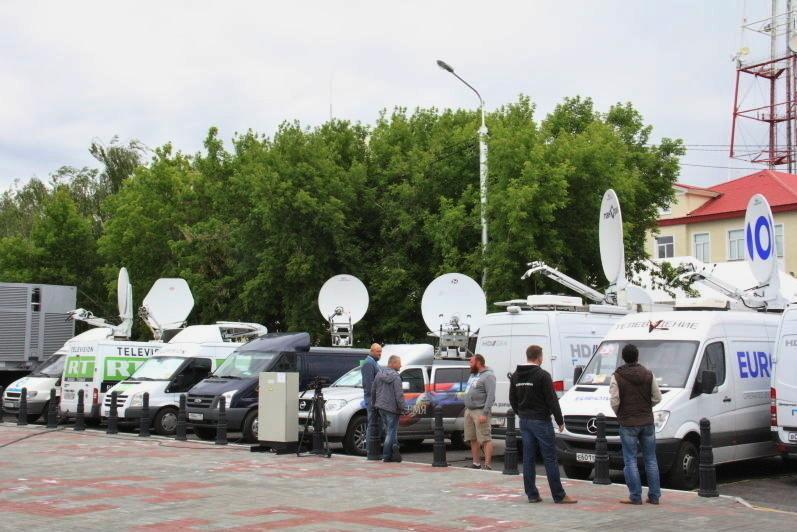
[0,426,65,448]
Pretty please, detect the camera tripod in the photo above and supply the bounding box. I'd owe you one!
[297,384,332,458]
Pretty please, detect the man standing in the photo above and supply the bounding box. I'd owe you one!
[463,354,496,470]
[610,344,662,505]
[371,355,405,462]
[509,345,577,504]
[361,343,382,448]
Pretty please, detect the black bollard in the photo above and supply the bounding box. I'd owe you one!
[698,418,718,497]
[215,396,227,445]
[175,394,187,441]
[46,389,58,428]
[432,405,448,468]
[503,410,519,475]
[366,407,381,461]
[17,387,28,426]
[107,391,119,434]
[138,392,150,437]
[74,389,86,431]
[593,413,611,485]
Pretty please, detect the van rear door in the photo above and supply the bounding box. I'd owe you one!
[775,308,797,440]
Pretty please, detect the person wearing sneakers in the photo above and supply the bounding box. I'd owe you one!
[509,345,577,504]
[463,354,496,470]
[610,344,662,506]
[371,355,406,462]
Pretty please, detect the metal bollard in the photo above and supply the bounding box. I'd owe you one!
[74,389,86,431]
[17,387,28,426]
[107,391,119,434]
[593,413,611,485]
[432,405,448,467]
[46,389,58,428]
[366,407,381,460]
[698,418,718,497]
[215,396,227,445]
[503,410,519,475]
[175,394,187,441]
[139,392,150,437]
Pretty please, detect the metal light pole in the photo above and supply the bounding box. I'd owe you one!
[436,59,488,287]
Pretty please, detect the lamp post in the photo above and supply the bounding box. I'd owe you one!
[436,59,488,287]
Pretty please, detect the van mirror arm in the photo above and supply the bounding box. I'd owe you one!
[522,261,608,304]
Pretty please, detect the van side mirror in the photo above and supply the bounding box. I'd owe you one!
[700,370,717,395]
[573,366,584,384]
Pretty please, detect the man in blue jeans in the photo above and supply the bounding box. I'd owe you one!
[509,345,577,504]
[361,343,382,449]
[610,344,663,505]
[370,355,406,462]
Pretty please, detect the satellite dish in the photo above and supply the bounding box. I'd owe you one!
[117,267,132,321]
[599,189,627,288]
[318,274,369,325]
[744,194,778,287]
[421,273,486,335]
[625,284,654,306]
[142,278,194,336]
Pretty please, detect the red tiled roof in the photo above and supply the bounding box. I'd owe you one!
[660,170,797,226]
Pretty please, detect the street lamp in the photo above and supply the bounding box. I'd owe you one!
[436,59,488,288]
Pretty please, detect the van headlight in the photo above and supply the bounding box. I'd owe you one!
[26,390,38,399]
[130,393,143,407]
[219,390,237,407]
[653,411,670,433]
[324,399,348,413]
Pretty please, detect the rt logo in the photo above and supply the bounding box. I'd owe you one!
[746,214,773,261]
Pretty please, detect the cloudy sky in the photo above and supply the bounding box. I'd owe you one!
[0,1,778,190]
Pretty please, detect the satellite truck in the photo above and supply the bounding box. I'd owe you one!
[556,193,785,490]
[1,268,133,420]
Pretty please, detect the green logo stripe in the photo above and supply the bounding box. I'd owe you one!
[64,356,96,379]
[103,357,146,381]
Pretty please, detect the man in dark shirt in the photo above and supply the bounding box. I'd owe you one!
[509,345,577,504]
[361,343,382,449]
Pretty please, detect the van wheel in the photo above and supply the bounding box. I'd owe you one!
[563,464,592,480]
[242,410,259,443]
[193,426,216,440]
[344,413,368,455]
[667,440,699,490]
[153,407,179,436]
[450,431,469,450]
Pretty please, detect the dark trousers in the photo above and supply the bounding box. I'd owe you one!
[519,418,566,502]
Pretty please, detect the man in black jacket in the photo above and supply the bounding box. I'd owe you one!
[509,345,577,504]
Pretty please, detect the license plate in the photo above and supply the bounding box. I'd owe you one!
[188,413,203,421]
[4,400,17,408]
[788,432,797,442]
[576,453,596,463]
[63,390,75,400]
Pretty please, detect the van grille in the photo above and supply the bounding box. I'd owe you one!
[187,394,215,409]
[564,415,620,437]
[103,394,128,407]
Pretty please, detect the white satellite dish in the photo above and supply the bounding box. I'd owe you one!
[116,267,134,338]
[421,273,486,336]
[318,274,369,346]
[599,189,626,288]
[744,194,779,290]
[141,278,194,338]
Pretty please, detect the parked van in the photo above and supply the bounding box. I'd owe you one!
[771,306,797,456]
[100,323,266,435]
[186,332,366,442]
[298,344,471,454]
[556,305,779,490]
[2,327,113,421]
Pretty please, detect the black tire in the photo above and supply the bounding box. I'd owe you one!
[450,431,469,450]
[563,464,592,480]
[343,413,368,455]
[242,409,259,443]
[666,440,699,490]
[193,425,216,441]
[153,407,179,436]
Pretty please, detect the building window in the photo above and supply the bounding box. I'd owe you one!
[656,236,674,258]
[775,224,784,259]
[693,233,710,263]
[728,229,745,261]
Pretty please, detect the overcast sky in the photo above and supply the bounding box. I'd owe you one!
[0,1,778,191]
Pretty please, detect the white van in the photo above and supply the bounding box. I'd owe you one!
[101,323,266,435]
[2,327,113,421]
[771,306,797,456]
[476,295,626,418]
[556,305,779,490]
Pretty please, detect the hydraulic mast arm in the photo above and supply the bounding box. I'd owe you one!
[521,261,608,304]
[676,268,765,309]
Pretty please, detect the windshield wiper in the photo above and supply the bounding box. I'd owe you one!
[134,377,153,381]
[216,375,241,380]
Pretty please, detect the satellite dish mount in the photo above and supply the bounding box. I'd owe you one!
[318,275,369,347]
[421,273,486,359]
[67,267,134,339]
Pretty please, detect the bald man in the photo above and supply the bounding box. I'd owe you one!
[361,343,383,448]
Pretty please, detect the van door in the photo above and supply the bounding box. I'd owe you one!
[398,366,429,435]
[168,358,213,394]
[430,366,470,431]
[510,318,552,383]
[691,341,735,463]
[728,336,775,460]
[775,309,797,440]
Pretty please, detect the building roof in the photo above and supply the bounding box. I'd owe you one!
[660,170,797,226]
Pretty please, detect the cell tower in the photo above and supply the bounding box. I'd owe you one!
[731,1,797,172]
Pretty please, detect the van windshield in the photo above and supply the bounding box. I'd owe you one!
[332,367,362,387]
[31,355,66,377]
[213,351,277,379]
[579,340,699,388]
[131,357,186,381]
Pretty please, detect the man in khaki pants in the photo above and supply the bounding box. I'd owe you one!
[463,354,496,470]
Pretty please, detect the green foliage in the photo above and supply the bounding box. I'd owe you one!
[0,95,682,344]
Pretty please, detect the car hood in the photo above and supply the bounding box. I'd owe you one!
[299,386,365,403]
[189,377,253,396]
[5,376,59,394]
[559,386,682,416]
[107,380,166,396]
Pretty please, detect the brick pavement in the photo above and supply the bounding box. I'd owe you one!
[0,423,793,531]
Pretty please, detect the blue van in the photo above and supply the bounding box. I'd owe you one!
[186,332,366,442]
